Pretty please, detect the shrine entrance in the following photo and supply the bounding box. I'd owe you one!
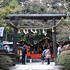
[6,14,66,65]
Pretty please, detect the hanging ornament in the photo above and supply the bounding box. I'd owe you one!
[44,30,47,36]
[39,29,41,35]
[42,29,47,36]
[31,29,37,34]
[26,29,29,34]
[52,28,54,32]
[23,29,26,34]
[42,29,45,34]
[17,24,21,34]
[34,29,37,33]
[18,30,21,34]
[31,29,34,33]
[23,29,29,34]
[44,32,47,36]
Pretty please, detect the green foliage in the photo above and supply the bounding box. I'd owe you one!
[9,0,19,8]
[0,69,3,70]
[0,0,69,43]
[1,0,12,7]
[21,1,56,14]
[0,55,13,70]
[56,50,70,69]
[0,0,20,41]
[0,8,8,19]
[0,0,19,18]
[5,0,20,14]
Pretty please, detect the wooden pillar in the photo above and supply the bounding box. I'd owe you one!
[52,18,57,65]
[13,19,18,64]
[0,37,3,49]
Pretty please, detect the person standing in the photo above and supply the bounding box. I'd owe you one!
[41,49,45,64]
[45,46,51,65]
[57,45,62,55]
[22,45,27,64]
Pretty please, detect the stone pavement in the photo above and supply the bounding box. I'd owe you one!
[10,62,63,70]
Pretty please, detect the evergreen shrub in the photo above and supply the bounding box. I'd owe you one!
[0,55,13,70]
[56,50,70,70]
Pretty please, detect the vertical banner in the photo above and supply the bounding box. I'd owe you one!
[0,27,4,49]
[0,27,4,37]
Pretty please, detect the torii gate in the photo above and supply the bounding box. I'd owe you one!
[6,14,66,65]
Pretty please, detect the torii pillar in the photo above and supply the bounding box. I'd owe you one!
[13,18,18,64]
[52,18,57,65]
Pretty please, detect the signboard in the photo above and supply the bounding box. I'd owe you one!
[0,27,4,49]
[0,27,4,37]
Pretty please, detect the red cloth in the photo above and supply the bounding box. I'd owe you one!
[51,54,54,59]
[31,54,42,58]
[26,46,31,56]
[27,51,31,56]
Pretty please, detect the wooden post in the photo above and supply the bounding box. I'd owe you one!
[52,18,57,65]
[13,19,18,64]
[0,37,3,49]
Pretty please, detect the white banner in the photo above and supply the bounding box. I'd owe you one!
[0,27,4,37]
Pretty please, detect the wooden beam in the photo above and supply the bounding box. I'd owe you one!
[5,14,66,20]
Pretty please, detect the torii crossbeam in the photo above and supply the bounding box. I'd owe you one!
[6,14,66,19]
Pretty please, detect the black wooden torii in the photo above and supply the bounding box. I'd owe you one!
[6,14,66,65]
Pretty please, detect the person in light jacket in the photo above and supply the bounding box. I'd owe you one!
[45,46,51,65]
[41,49,45,64]
[57,45,62,55]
